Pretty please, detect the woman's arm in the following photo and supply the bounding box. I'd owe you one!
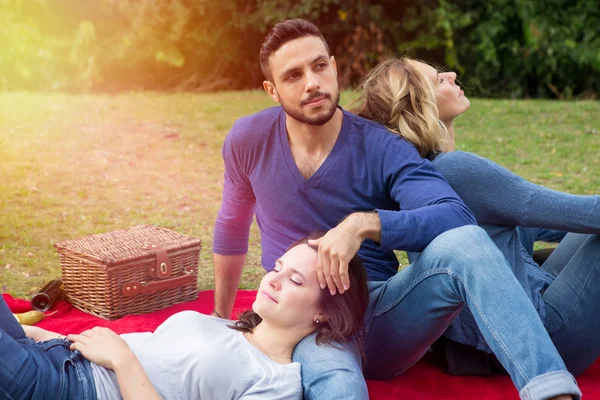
[68,327,161,400]
[22,325,64,342]
[433,151,600,233]
[111,352,162,400]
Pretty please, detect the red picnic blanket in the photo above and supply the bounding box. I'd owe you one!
[4,291,599,399]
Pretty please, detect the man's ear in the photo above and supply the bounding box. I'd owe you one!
[331,55,337,77]
[263,80,280,103]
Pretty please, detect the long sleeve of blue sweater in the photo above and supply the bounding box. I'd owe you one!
[213,108,476,281]
[433,151,600,233]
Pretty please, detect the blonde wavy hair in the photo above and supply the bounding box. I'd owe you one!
[350,57,450,157]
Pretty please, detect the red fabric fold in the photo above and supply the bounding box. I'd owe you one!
[4,291,598,400]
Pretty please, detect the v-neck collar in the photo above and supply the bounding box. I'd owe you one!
[278,107,350,191]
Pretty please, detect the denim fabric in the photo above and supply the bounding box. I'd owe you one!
[293,334,367,399]
[294,226,581,400]
[541,233,600,376]
[429,151,600,376]
[438,224,556,353]
[0,297,96,400]
[518,227,567,251]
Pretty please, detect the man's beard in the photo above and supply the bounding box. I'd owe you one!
[279,90,340,126]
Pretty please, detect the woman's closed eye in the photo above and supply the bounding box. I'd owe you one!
[290,276,303,286]
[273,268,302,285]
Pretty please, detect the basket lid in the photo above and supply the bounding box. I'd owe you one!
[54,225,202,267]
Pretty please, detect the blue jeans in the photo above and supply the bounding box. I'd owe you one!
[540,233,600,376]
[293,226,581,400]
[0,297,96,400]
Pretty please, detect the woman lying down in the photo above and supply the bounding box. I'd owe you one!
[0,238,369,400]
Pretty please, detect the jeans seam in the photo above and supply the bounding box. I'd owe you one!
[0,387,16,400]
[545,252,600,333]
[73,358,86,400]
[373,267,530,386]
[305,385,319,400]
[519,370,581,400]
[373,268,447,317]
[59,358,71,400]
[445,268,530,386]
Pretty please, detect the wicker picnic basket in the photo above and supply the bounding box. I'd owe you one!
[54,225,201,320]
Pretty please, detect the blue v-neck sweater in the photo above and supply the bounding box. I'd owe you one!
[213,107,476,281]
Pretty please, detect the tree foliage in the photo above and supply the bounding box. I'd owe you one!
[0,0,598,97]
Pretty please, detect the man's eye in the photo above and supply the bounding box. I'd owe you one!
[286,72,301,81]
[316,62,327,69]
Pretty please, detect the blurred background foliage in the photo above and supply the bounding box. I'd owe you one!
[1,0,599,98]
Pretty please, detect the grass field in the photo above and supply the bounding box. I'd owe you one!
[1,91,598,298]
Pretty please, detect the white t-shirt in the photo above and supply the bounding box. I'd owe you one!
[90,311,302,399]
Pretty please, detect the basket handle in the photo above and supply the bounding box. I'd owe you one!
[121,271,196,297]
[147,248,173,280]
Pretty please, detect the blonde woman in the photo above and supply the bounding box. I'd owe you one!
[352,57,600,377]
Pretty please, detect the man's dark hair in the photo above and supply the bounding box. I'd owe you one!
[259,19,331,83]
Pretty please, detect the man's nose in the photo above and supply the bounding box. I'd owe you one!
[305,70,320,91]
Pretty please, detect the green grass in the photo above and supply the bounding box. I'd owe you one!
[1,92,598,298]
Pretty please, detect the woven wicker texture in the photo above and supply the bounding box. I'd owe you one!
[54,225,201,320]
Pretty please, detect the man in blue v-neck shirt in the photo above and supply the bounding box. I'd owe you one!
[211,19,580,400]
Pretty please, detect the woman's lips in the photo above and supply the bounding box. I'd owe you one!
[261,291,278,303]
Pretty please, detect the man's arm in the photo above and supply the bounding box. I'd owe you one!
[212,127,256,318]
[310,136,476,295]
[213,254,246,319]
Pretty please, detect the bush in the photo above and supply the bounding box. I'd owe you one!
[1,0,598,97]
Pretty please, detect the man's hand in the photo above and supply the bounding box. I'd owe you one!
[307,214,361,295]
[68,327,134,370]
[309,212,381,295]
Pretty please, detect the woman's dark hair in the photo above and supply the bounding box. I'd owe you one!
[259,18,330,82]
[230,233,369,356]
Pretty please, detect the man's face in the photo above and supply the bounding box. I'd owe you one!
[264,36,340,126]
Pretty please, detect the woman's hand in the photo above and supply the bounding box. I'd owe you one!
[68,327,134,370]
[70,327,161,399]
